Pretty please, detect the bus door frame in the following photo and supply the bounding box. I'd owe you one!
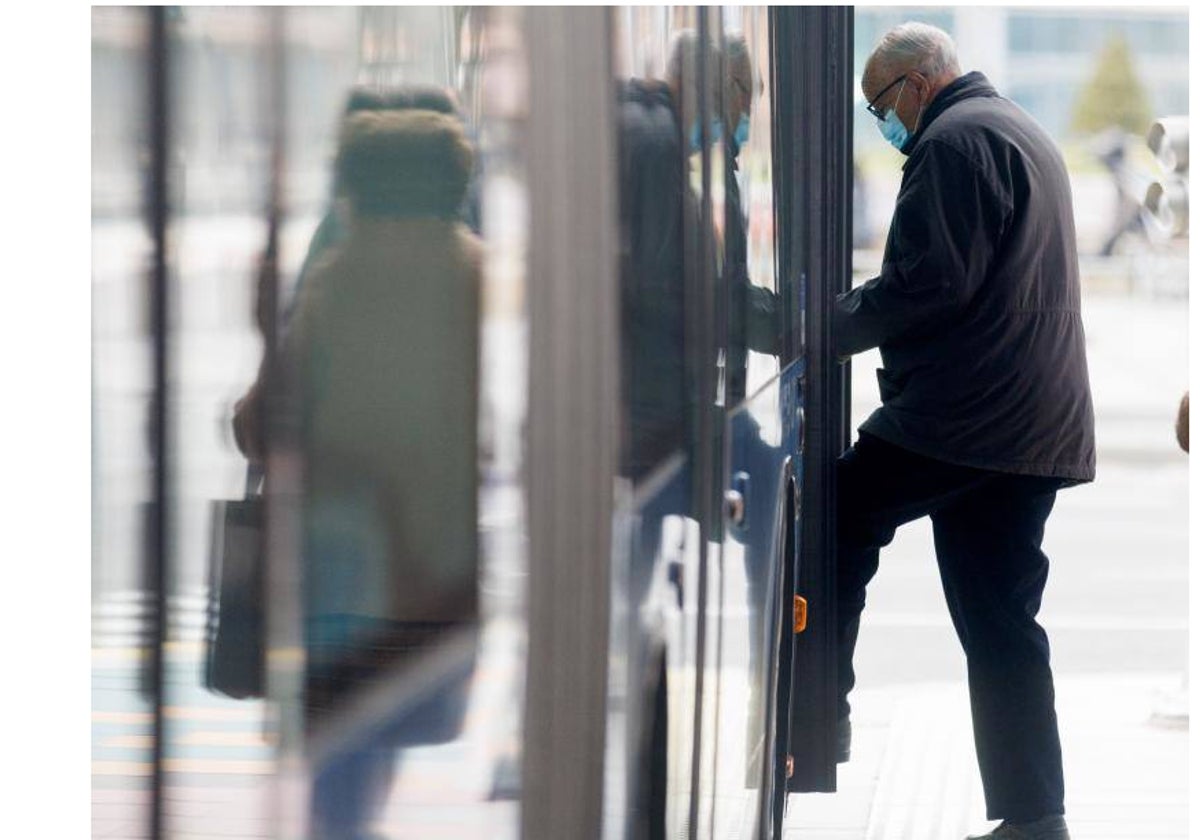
[771,5,854,795]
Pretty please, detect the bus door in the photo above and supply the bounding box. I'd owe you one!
[700,6,855,835]
[602,7,726,838]
[696,6,794,838]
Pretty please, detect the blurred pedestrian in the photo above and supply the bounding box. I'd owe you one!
[836,22,1095,840]
[232,84,478,462]
[1091,127,1147,258]
[230,95,482,839]
[291,105,482,840]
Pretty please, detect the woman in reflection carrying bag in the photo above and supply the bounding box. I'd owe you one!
[297,103,481,838]
[236,96,482,839]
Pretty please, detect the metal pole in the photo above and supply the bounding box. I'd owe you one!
[146,7,170,839]
[521,8,619,839]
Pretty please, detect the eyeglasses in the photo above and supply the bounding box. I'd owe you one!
[865,73,908,121]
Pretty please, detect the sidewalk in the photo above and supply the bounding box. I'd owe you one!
[784,672,1189,839]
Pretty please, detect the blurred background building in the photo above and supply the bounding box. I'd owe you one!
[855,7,1188,141]
[853,5,1189,291]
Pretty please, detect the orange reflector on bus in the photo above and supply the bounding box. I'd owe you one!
[794,596,808,634]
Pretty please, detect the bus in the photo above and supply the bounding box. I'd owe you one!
[90,7,853,839]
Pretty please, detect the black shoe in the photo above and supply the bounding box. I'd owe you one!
[835,716,851,763]
[965,815,1070,839]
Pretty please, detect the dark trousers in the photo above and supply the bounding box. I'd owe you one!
[837,433,1066,823]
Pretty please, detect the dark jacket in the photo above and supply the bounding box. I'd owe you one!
[617,78,692,480]
[835,72,1095,482]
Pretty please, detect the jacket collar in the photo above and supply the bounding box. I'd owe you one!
[900,70,998,156]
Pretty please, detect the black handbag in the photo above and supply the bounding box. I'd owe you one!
[204,466,265,699]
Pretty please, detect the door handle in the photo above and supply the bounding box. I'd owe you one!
[725,471,750,527]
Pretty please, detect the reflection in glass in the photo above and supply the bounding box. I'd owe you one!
[280,102,482,840]
[721,12,781,404]
[91,7,533,838]
[160,8,279,837]
[715,9,783,836]
[616,25,730,486]
[221,70,485,840]
[92,9,154,839]
[610,12,733,840]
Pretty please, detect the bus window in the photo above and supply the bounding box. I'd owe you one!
[612,7,701,488]
[721,7,782,404]
[608,9,718,839]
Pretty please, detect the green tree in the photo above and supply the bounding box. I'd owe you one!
[1070,34,1153,136]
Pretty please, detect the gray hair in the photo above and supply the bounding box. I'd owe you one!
[869,22,961,80]
[666,29,753,124]
[665,30,721,89]
[665,29,723,124]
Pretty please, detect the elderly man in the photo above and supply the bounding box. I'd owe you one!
[617,29,766,481]
[834,22,1094,840]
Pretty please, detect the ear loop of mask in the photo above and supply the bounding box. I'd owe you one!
[912,77,928,132]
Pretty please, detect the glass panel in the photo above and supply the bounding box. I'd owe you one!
[612,5,702,486]
[162,7,278,836]
[91,9,155,839]
[607,8,709,839]
[710,9,784,835]
[90,7,532,837]
[271,7,528,838]
[720,7,782,399]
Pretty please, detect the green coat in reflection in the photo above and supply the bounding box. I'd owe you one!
[284,110,481,684]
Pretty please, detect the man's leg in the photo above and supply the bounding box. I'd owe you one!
[835,434,993,723]
[931,475,1065,822]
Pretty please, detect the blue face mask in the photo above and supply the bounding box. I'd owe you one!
[733,113,750,148]
[878,108,910,151]
[689,118,724,154]
[876,78,910,151]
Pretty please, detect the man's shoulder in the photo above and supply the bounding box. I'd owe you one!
[924,94,1047,156]
[914,96,1050,186]
[620,101,677,149]
[619,105,681,180]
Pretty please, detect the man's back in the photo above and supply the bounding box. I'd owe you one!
[616,79,691,480]
[843,28,1087,837]
[841,72,1095,483]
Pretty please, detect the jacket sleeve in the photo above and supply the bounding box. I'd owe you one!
[744,282,781,356]
[834,140,1010,357]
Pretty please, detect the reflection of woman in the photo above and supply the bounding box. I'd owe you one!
[232,85,479,460]
[290,86,481,313]
[287,107,482,838]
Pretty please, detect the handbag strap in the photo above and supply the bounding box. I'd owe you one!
[245,463,265,499]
